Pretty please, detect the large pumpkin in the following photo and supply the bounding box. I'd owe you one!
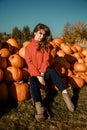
[8,54,24,68]
[7,38,19,54]
[74,62,87,72]
[22,67,29,81]
[0,68,3,82]
[7,38,19,48]
[52,37,63,46]
[9,81,30,101]
[4,66,23,83]
[18,47,25,59]
[0,57,7,69]
[0,82,8,102]
[0,48,11,58]
[68,75,84,88]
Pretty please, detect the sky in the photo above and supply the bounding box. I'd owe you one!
[0,0,87,38]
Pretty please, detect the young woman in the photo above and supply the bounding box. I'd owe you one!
[25,23,74,121]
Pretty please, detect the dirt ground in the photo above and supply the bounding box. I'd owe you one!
[0,85,87,130]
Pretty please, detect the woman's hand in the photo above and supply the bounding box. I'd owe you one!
[37,76,45,86]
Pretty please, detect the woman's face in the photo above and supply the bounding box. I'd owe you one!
[34,29,45,41]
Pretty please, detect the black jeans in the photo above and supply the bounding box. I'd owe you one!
[30,66,65,103]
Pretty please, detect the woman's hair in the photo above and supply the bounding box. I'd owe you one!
[32,23,53,50]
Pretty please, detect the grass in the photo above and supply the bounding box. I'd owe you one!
[0,85,87,130]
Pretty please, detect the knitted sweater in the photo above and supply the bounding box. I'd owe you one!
[25,39,51,76]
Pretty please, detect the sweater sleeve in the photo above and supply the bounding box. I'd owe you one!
[25,45,40,76]
[39,49,50,73]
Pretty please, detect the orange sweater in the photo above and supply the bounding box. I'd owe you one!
[25,39,51,76]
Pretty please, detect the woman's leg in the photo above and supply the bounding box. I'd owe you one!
[30,76,42,103]
[30,76,45,121]
[44,66,65,92]
[44,66,75,112]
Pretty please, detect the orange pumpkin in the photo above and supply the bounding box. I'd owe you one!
[81,49,87,56]
[7,38,19,54]
[18,47,25,59]
[23,41,30,47]
[55,56,70,69]
[56,50,65,57]
[74,62,87,72]
[8,54,24,68]
[9,81,30,101]
[4,66,23,83]
[74,44,83,52]
[68,75,84,88]
[7,38,19,48]
[0,82,8,102]
[52,37,63,46]
[0,57,7,69]
[22,67,29,81]
[0,68,3,82]
[0,48,11,58]
[61,44,72,54]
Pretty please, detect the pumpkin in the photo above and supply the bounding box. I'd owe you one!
[0,48,11,58]
[0,68,3,82]
[4,66,23,83]
[0,57,7,69]
[49,41,57,48]
[55,56,70,69]
[76,72,87,83]
[74,44,83,52]
[73,62,87,72]
[8,54,24,68]
[52,37,63,46]
[56,50,65,57]
[61,44,72,54]
[68,75,84,88]
[23,41,30,47]
[18,47,26,59]
[0,82,8,102]
[71,45,78,53]
[66,69,73,76]
[81,49,87,56]
[64,54,77,63]
[7,38,19,54]
[7,38,19,48]
[9,81,30,101]
[51,48,57,58]
[22,67,29,81]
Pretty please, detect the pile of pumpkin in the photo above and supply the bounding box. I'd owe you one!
[0,39,30,102]
[0,38,87,102]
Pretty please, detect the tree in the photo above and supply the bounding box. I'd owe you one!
[22,26,31,43]
[62,21,87,45]
[11,27,22,45]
